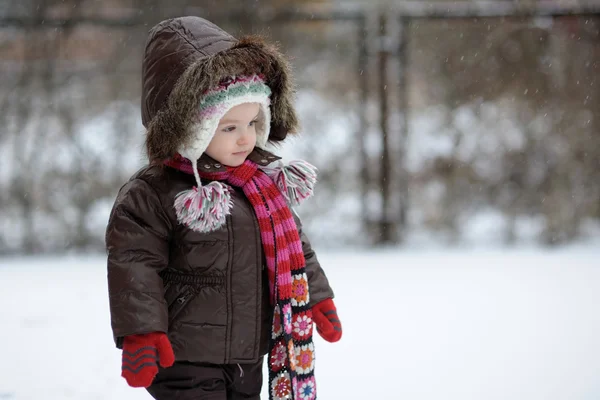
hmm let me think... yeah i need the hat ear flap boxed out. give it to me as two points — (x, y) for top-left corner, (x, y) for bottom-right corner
(254, 101), (271, 149)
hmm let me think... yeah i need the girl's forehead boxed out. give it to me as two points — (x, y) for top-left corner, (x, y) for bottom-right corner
(220, 103), (261, 121)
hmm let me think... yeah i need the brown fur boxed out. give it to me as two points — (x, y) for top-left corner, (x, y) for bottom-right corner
(145, 35), (299, 162)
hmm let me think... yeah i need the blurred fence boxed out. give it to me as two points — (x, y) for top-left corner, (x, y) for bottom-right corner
(0, 1), (599, 254)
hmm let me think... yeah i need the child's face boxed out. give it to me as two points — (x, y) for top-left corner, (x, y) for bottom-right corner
(205, 103), (260, 167)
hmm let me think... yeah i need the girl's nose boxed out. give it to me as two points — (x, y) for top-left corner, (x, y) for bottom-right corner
(237, 128), (250, 145)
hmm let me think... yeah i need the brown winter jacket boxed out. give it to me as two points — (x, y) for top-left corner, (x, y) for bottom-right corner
(105, 16), (334, 365)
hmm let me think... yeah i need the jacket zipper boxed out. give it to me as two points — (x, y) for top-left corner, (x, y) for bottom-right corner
(225, 214), (234, 363)
(253, 204), (263, 361)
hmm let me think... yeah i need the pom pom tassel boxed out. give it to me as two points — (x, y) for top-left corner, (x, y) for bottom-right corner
(262, 160), (317, 206)
(173, 181), (232, 233)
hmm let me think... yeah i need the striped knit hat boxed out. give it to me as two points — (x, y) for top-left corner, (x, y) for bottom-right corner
(170, 74), (274, 233)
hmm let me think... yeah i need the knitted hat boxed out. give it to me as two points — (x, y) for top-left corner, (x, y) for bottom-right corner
(179, 74), (272, 174)
(171, 74), (273, 232)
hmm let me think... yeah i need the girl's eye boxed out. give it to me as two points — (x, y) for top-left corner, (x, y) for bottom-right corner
(222, 126), (236, 132)
(249, 120), (258, 127)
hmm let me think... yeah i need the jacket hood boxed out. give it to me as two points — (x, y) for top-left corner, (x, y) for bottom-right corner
(141, 16), (299, 161)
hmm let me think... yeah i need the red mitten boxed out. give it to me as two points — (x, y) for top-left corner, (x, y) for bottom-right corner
(312, 298), (342, 342)
(121, 332), (175, 388)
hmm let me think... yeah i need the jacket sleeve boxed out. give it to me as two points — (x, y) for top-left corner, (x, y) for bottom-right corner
(105, 178), (172, 348)
(293, 211), (334, 307)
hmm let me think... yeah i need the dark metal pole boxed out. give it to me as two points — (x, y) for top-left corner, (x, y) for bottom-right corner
(357, 14), (370, 241)
(378, 12), (393, 244)
(397, 17), (410, 241)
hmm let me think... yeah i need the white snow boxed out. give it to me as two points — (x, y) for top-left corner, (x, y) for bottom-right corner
(1, 248), (599, 400)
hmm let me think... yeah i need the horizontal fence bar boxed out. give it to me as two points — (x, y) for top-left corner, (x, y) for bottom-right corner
(1, 1), (599, 29)
(390, 1), (600, 18)
(0, 8), (364, 29)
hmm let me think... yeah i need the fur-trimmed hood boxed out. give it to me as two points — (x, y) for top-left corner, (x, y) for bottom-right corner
(141, 16), (299, 161)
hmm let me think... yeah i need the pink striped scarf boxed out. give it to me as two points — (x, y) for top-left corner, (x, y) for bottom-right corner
(165, 156), (317, 400)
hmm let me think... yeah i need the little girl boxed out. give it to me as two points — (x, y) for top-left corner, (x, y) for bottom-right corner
(106, 15), (342, 400)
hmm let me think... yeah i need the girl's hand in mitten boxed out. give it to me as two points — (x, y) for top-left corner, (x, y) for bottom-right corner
(121, 332), (175, 387)
(312, 298), (342, 342)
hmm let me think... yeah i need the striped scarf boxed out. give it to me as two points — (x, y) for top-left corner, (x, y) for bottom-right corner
(165, 157), (317, 400)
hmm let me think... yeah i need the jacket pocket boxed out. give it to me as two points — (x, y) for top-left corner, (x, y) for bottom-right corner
(167, 286), (196, 326)
(169, 322), (227, 364)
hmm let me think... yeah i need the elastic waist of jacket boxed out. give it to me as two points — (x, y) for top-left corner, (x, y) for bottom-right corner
(159, 270), (225, 286)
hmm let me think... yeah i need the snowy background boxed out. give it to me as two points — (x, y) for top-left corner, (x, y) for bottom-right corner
(2, 245), (600, 400)
(2, 6), (600, 253)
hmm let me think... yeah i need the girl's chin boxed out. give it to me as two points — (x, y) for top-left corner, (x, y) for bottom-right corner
(223, 158), (246, 167)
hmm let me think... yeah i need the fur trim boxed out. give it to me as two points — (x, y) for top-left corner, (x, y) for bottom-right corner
(146, 35), (298, 162)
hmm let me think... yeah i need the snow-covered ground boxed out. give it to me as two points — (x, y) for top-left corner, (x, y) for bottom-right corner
(1, 247), (599, 400)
